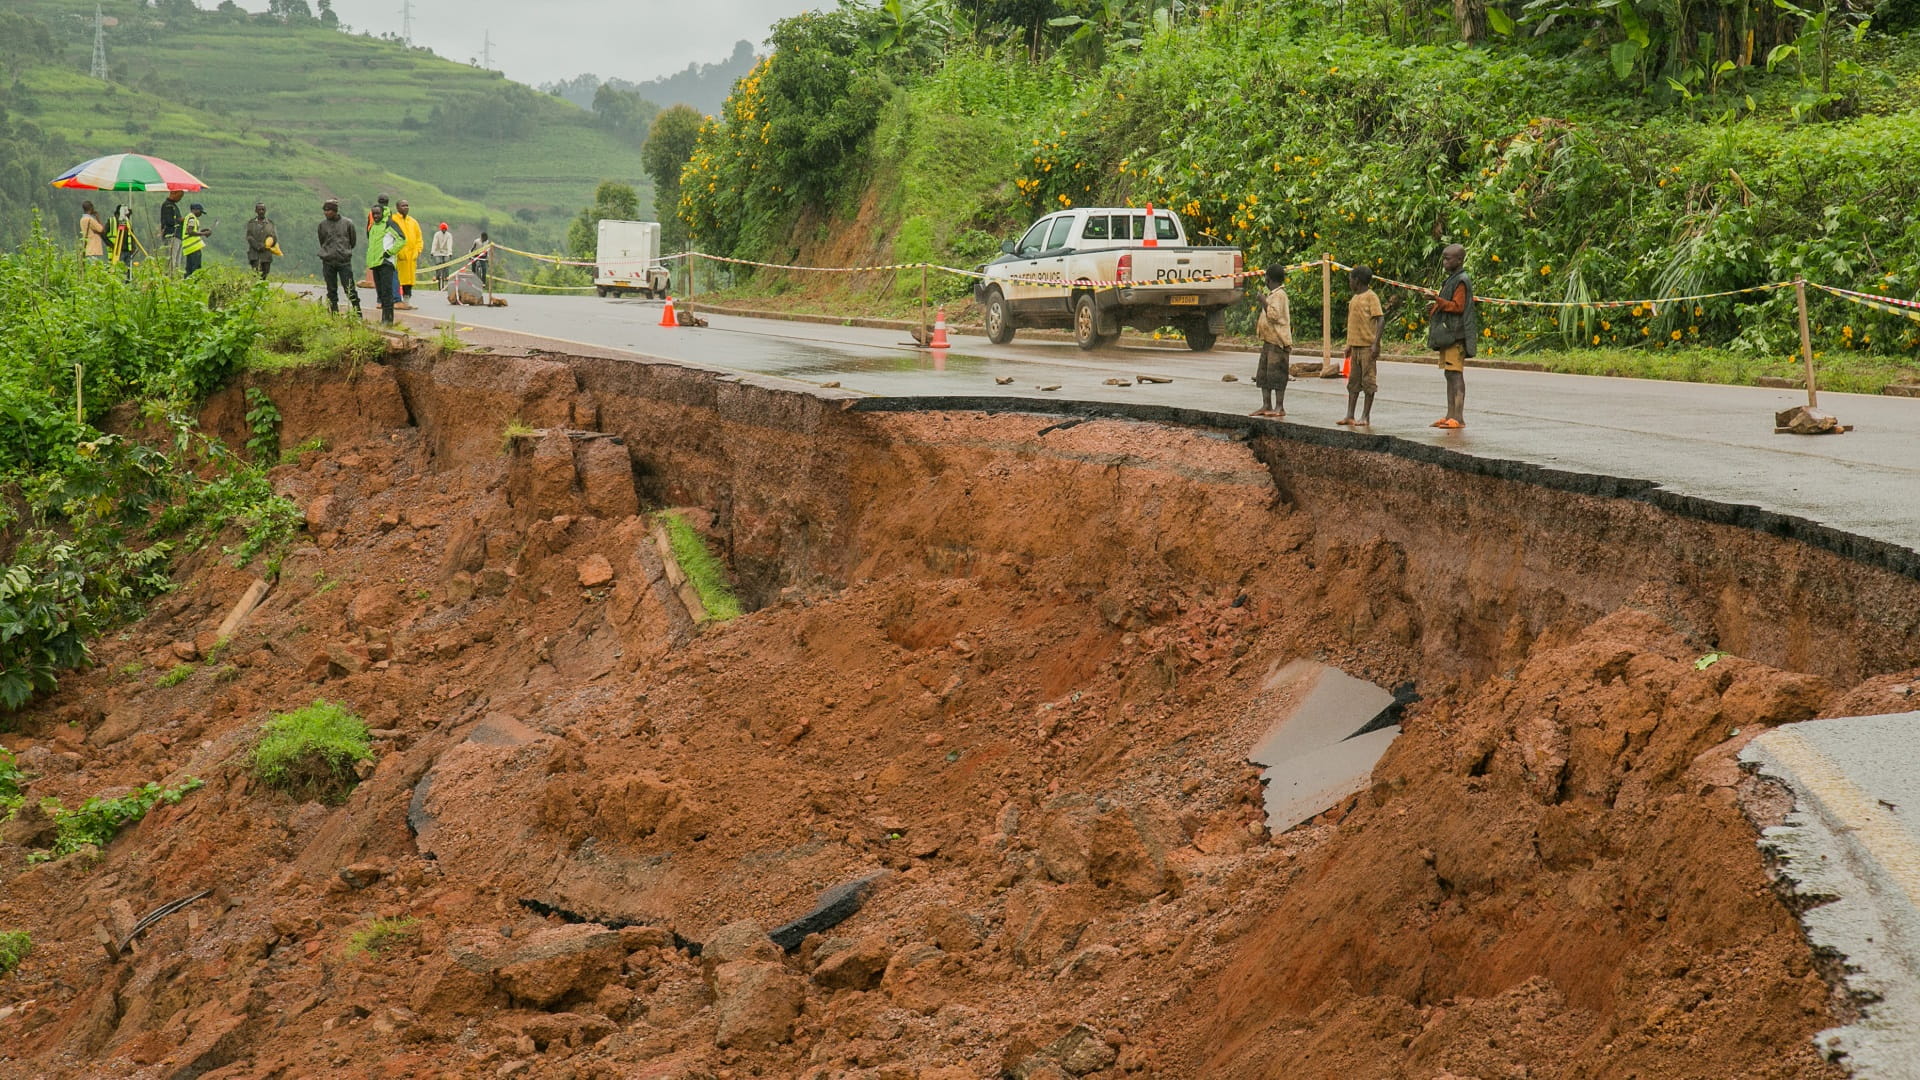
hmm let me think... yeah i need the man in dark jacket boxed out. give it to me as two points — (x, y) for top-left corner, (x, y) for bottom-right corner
(316, 199), (360, 315)
(245, 203), (277, 280)
(159, 190), (185, 272)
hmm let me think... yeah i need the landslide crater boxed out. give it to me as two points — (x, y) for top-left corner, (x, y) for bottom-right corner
(3, 344), (1916, 1080)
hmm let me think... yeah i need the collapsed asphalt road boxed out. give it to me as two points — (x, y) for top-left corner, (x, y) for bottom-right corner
(335, 289), (1920, 560)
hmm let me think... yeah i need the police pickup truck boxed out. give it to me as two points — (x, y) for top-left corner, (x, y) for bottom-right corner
(974, 206), (1244, 351)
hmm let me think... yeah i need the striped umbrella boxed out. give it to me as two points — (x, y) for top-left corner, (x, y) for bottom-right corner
(50, 153), (206, 192)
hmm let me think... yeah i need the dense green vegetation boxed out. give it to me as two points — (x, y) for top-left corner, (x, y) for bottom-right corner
(0, 227), (372, 713)
(249, 699), (374, 802)
(679, 0), (1920, 379)
(0, 748), (26, 820)
(29, 776), (203, 863)
(2, 0), (653, 258)
(0, 930), (29, 978)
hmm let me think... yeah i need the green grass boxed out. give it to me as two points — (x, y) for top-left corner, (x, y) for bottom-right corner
(658, 511), (742, 622)
(345, 916), (418, 958)
(251, 288), (385, 373)
(250, 700), (373, 802)
(1463, 345), (1917, 395)
(431, 320), (466, 353)
(12, 0), (654, 255)
(29, 778), (204, 863)
(500, 418), (538, 452)
(1, 749), (26, 821)
(0, 931), (30, 978)
(156, 663), (196, 688)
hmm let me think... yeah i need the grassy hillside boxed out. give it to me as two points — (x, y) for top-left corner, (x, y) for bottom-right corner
(15, 65), (495, 267)
(8, 0), (650, 258)
(678, 2), (1920, 386)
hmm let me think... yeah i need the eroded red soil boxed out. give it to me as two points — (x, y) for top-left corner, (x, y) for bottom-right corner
(4, 347), (1917, 1080)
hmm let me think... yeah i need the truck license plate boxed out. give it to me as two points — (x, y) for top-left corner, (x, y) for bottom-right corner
(1170, 294), (1199, 305)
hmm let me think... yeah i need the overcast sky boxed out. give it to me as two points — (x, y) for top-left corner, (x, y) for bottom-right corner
(307, 0), (817, 85)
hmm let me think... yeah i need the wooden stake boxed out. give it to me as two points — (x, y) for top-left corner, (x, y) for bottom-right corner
(75, 362), (83, 425)
(920, 263), (929, 345)
(1321, 253), (1333, 373)
(1795, 279), (1818, 409)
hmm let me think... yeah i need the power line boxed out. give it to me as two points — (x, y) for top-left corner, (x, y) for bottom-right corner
(90, 3), (109, 82)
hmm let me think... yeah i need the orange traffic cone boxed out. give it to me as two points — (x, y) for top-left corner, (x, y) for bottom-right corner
(1340, 350), (1351, 378)
(1143, 203), (1158, 248)
(929, 306), (950, 350)
(659, 295), (677, 328)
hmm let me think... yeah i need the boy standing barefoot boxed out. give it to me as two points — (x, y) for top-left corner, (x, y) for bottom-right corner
(1253, 265), (1293, 417)
(1426, 244), (1477, 429)
(1337, 265), (1384, 427)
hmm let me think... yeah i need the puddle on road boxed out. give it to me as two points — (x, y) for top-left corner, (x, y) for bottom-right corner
(746, 345), (1002, 379)
(1251, 661), (1414, 833)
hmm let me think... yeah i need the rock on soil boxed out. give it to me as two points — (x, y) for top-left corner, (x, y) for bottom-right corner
(711, 960), (803, 1049)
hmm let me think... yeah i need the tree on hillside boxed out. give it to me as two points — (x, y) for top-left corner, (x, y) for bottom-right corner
(0, 13), (55, 84)
(958, 0), (1061, 58)
(0, 115), (75, 247)
(759, 8), (893, 206)
(428, 83), (540, 139)
(629, 40), (759, 116)
(541, 73), (602, 110)
(642, 104), (702, 250)
(318, 0), (339, 29)
(565, 181), (643, 261)
(267, 0), (316, 23)
(591, 83), (658, 144)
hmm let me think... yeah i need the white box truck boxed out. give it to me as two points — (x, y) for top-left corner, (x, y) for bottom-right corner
(594, 219), (672, 298)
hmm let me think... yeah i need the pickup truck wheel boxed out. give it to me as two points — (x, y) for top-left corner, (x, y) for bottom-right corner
(984, 288), (1016, 345)
(1183, 319), (1218, 352)
(596, 286), (608, 298)
(1072, 294), (1107, 351)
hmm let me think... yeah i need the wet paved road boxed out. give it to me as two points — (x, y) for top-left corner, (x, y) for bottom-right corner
(1744, 711), (1920, 1078)
(317, 289), (1920, 558)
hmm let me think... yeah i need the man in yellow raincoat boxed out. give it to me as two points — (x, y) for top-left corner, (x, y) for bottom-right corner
(394, 198), (425, 308)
